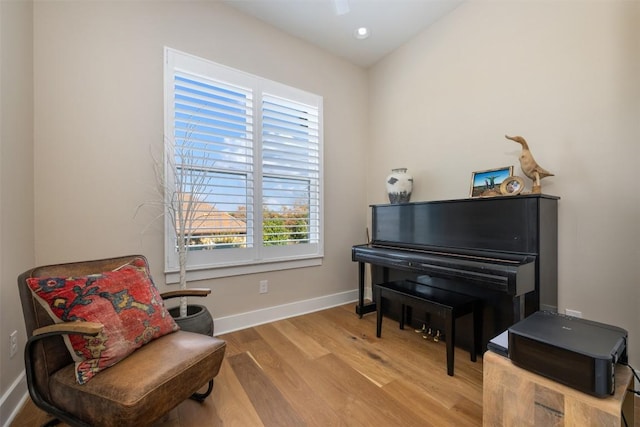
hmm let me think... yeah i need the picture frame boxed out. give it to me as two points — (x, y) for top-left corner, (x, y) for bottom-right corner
(469, 166), (514, 198)
(500, 176), (525, 196)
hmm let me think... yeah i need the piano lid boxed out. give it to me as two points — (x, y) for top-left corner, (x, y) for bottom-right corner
(371, 195), (556, 254)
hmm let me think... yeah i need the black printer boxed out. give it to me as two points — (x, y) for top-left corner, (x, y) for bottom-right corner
(507, 311), (627, 397)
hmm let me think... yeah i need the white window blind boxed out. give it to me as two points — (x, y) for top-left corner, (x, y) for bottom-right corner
(262, 94), (320, 247)
(164, 48), (323, 279)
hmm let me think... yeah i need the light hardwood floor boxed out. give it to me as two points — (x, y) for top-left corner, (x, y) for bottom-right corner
(9, 303), (640, 426)
(11, 303), (483, 426)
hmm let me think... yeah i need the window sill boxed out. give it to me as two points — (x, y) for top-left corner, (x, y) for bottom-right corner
(165, 256), (323, 284)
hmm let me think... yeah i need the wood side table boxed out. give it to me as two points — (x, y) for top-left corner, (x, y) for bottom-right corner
(483, 350), (634, 426)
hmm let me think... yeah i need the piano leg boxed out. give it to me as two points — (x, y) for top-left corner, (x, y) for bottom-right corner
(357, 261), (365, 318)
(355, 261), (376, 317)
(513, 295), (526, 321)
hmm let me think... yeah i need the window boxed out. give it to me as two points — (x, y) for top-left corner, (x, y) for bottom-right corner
(164, 48), (323, 281)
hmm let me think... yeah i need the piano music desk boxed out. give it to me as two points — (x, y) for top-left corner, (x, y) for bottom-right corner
(374, 279), (481, 376)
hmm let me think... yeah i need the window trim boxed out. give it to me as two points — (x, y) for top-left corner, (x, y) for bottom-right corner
(163, 47), (324, 282)
(165, 256), (323, 284)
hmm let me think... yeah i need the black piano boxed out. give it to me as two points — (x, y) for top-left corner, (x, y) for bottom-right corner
(352, 194), (558, 351)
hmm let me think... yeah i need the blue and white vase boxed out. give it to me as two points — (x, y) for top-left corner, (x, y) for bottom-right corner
(386, 168), (413, 204)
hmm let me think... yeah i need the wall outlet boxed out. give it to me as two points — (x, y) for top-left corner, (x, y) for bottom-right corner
(565, 309), (582, 318)
(9, 330), (18, 358)
(259, 280), (268, 294)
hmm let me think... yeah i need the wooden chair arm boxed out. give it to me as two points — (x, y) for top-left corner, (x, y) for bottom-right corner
(25, 321), (103, 427)
(160, 288), (211, 300)
(33, 322), (103, 338)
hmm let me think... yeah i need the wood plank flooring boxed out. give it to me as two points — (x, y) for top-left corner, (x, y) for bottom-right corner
(10, 302), (639, 426)
(10, 303), (482, 426)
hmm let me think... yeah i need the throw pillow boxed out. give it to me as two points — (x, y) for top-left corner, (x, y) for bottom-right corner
(27, 262), (179, 384)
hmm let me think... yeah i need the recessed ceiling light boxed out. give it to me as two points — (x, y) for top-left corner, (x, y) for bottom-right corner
(354, 27), (370, 40)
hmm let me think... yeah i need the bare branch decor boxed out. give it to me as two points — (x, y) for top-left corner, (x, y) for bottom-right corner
(137, 123), (216, 318)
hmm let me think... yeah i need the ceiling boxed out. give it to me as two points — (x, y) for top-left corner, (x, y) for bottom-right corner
(221, 0), (464, 68)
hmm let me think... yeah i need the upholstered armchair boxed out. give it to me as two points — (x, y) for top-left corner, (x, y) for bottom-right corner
(17, 255), (226, 427)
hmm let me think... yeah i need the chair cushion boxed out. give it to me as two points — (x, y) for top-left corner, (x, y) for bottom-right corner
(27, 259), (179, 384)
(49, 331), (226, 426)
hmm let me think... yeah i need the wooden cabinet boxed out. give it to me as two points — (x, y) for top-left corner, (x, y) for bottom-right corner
(483, 350), (634, 426)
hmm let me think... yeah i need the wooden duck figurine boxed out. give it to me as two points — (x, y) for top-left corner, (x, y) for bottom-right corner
(505, 134), (554, 193)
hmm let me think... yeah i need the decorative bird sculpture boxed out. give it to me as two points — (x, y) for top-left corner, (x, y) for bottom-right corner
(505, 134), (554, 194)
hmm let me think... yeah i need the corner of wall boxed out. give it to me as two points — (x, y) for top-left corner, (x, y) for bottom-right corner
(0, 372), (27, 427)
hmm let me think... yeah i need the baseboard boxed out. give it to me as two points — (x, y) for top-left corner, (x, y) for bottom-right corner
(214, 289), (358, 336)
(0, 371), (28, 427)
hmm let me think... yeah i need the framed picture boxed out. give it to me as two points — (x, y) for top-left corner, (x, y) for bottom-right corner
(469, 166), (513, 198)
(500, 176), (525, 196)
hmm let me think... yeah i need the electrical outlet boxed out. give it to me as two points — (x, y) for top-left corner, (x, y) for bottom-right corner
(259, 280), (268, 294)
(565, 309), (582, 318)
(9, 331), (18, 358)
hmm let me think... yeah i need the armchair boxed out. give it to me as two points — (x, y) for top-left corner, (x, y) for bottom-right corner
(18, 255), (226, 427)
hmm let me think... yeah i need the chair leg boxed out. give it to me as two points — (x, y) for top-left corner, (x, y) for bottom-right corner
(190, 379), (214, 402)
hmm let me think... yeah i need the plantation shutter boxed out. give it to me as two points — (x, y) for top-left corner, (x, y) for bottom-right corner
(172, 70), (254, 249)
(261, 94), (320, 247)
(165, 47), (323, 278)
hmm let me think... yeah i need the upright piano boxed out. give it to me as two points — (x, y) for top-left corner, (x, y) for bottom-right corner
(352, 194), (558, 351)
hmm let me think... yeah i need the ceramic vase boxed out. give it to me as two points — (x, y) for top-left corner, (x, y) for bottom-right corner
(386, 168), (413, 204)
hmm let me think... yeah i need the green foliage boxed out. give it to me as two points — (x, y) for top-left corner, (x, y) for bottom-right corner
(263, 203), (310, 246)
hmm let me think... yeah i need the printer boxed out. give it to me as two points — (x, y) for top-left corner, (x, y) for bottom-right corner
(507, 311), (627, 397)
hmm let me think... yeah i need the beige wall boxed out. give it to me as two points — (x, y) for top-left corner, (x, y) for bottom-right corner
(2, 2), (368, 420)
(0, 0), (35, 419)
(32, 1), (368, 320)
(3, 0), (639, 422)
(369, 1), (640, 364)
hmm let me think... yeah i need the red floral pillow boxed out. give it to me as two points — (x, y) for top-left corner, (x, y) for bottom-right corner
(27, 261), (179, 384)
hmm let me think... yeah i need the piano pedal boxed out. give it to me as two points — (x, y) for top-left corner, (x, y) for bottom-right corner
(415, 324), (427, 334)
(433, 330), (441, 343)
(422, 327), (433, 340)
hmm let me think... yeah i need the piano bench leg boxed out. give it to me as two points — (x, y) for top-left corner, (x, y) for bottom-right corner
(445, 310), (455, 376)
(470, 301), (479, 363)
(376, 298), (383, 338)
(375, 281), (481, 377)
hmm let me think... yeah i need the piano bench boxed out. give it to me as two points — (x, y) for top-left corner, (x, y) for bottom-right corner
(373, 280), (481, 376)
